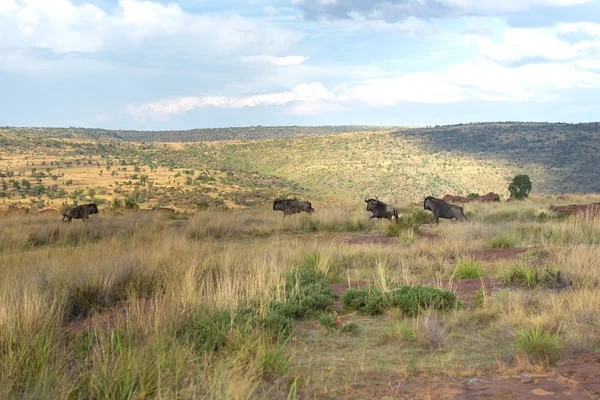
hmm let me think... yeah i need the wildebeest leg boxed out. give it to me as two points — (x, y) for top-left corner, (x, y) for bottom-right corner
(369, 215), (376, 219)
(435, 215), (440, 224)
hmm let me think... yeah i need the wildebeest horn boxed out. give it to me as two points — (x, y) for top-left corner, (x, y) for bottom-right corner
(365, 197), (368, 202)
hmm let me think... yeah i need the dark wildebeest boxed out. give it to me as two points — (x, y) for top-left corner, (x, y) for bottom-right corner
(424, 196), (468, 224)
(62, 203), (99, 223)
(365, 198), (399, 223)
(273, 199), (315, 218)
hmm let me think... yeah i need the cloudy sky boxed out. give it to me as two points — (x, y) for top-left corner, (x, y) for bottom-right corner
(1, 0), (600, 129)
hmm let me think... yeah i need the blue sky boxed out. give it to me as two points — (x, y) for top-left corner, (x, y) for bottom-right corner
(1, 0), (600, 129)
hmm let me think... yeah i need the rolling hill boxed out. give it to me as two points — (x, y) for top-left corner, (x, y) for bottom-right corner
(1, 122), (598, 210)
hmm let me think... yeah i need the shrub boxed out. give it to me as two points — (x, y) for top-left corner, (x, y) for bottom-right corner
(388, 286), (459, 317)
(467, 193), (479, 200)
(508, 174), (532, 200)
(271, 264), (335, 319)
(502, 265), (570, 289)
(490, 236), (514, 249)
(474, 287), (486, 308)
(319, 313), (359, 334)
(342, 285), (460, 316)
(177, 312), (229, 353)
(501, 265), (539, 288)
(515, 326), (563, 365)
(388, 210), (431, 237)
(454, 260), (484, 279)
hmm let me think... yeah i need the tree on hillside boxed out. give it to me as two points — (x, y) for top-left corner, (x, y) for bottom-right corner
(508, 174), (532, 200)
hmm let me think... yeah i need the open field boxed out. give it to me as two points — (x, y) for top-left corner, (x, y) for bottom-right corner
(2, 195), (600, 398)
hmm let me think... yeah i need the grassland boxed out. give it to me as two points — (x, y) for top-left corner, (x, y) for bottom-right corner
(1, 195), (600, 398)
(0, 125), (563, 212)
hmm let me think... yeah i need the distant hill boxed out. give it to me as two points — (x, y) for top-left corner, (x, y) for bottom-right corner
(1, 122), (599, 209)
(2, 126), (399, 142)
(394, 122), (600, 194)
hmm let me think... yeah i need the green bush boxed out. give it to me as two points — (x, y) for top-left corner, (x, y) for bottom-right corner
(271, 264), (335, 319)
(454, 260), (484, 279)
(177, 311), (230, 353)
(501, 265), (539, 288)
(342, 285), (460, 316)
(467, 193), (479, 199)
(490, 236), (514, 249)
(515, 326), (563, 365)
(508, 174), (532, 200)
(388, 210), (431, 237)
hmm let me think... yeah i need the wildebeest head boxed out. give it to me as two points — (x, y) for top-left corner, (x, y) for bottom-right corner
(90, 203), (99, 214)
(273, 199), (285, 211)
(423, 196), (435, 211)
(365, 197), (379, 212)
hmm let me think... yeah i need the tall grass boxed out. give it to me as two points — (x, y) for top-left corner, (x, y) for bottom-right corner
(1, 196), (600, 397)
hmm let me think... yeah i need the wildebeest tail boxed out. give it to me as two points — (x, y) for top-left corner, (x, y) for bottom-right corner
(394, 207), (399, 223)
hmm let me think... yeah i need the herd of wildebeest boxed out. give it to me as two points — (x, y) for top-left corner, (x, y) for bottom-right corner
(0, 191), (504, 224)
(272, 196), (468, 224)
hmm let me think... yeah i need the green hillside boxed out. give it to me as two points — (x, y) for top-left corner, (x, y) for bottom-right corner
(1, 122), (599, 210)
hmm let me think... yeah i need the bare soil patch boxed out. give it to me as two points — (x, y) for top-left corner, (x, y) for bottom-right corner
(456, 352), (600, 399)
(419, 278), (502, 306)
(472, 248), (528, 262)
(65, 300), (156, 336)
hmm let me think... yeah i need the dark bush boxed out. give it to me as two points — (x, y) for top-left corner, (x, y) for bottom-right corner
(342, 285), (460, 316)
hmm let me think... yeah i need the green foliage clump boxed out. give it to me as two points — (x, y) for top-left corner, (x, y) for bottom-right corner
(454, 260), (485, 279)
(387, 210), (431, 237)
(177, 311), (230, 353)
(508, 174), (532, 200)
(124, 197), (138, 210)
(515, 326), (563, 365)
(501, 265), (569, 289)
(342, 285), (460, 316)
(490, 236), (514, 249)
(319, 314), (359, 334)
(474, 287), (486, 308)
(271, 263), (335, 320)
(467, 193), (480, 199)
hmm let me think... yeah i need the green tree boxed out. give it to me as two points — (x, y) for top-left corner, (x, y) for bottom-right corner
(508, 174), (532, 200)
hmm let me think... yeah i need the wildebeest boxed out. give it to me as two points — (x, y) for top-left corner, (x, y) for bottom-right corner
(62, 203), (99, 223)
(273, 199), (315, 218)
(365, 198), (399, 223)
(423, 196), (468, 224)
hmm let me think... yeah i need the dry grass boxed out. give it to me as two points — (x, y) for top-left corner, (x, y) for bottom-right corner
(1, 196), (600, 398)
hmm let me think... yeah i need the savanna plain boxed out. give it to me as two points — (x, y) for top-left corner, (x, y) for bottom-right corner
(1, 124), (600, 399)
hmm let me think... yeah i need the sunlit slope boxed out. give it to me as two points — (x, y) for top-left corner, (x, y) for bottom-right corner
(196, 131), (547, 201)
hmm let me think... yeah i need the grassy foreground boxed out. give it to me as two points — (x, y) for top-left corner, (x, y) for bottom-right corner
(1, 195), (600, 399)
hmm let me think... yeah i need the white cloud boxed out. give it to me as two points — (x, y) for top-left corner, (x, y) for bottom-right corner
(241, 55), (309, 66)
(125, 82), (334, 121)
(472, 22), (600, 63)
(296, 0), (594, 22)
(264, 6), (277, 15)
(0, 0), (301, 56)
(125, 58), (600, 121)
(430, 50), (453, 56)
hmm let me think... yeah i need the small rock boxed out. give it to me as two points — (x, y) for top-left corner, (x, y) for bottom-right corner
(467, 378), (490, 386)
